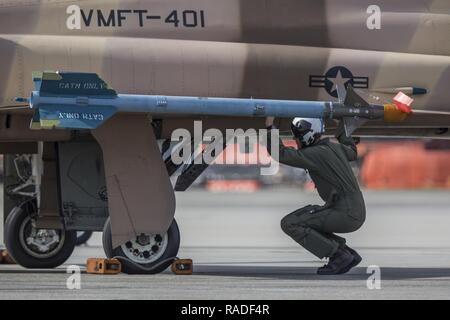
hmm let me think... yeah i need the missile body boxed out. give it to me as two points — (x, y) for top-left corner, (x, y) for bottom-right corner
(24, 72), (408, 130)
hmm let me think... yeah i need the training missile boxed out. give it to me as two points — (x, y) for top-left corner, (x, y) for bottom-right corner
(19, 71), (412, 133)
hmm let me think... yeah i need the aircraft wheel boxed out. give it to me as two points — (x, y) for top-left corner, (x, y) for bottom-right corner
(76, 231), (93, 246)
(102, 217), (180, 274)
(4, 200), (77, 268)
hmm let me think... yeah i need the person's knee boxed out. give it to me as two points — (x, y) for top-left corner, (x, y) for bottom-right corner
(280, 215), (301, 234)
(281, 207), (313, 234)
(280, 215), (307, 238)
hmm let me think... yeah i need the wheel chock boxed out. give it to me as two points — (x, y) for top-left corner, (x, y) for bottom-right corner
(171, 259), (193, 275)
(86, 258), (121, 274)
(0, 250), (16, 264)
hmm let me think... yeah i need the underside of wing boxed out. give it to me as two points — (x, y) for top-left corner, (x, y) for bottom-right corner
(0, 104), (30, 113)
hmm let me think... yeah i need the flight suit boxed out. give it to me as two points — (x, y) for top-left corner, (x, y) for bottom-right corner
(267, 126), (366, 259)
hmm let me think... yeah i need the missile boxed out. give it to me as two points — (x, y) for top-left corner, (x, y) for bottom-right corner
(19, 71), (412, 135)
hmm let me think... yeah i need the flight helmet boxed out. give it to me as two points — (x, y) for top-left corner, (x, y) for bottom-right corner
(291, 117), (325, 147)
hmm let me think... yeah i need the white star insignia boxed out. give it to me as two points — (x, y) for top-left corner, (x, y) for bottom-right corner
(329, 70), (351, 95)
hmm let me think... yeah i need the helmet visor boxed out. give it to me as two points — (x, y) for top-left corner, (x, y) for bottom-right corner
(291, 120), (312, 138)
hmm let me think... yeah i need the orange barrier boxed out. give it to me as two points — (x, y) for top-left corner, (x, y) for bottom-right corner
(361, 142), (450, 189)
(207, 180), (260, 193)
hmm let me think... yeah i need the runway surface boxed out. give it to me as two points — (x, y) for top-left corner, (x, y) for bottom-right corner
(1, 188), (450, 300)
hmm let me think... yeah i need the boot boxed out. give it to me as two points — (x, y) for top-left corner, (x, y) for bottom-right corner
(338, 245), (362, 274)
(317, 247), (354, 275)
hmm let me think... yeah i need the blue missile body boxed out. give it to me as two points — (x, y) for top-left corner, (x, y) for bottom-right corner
(24, 71), (388, 130)
(30, 92), (328, 129)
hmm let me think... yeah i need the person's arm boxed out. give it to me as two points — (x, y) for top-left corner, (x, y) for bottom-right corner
(335, 121), (358, 161)
(265, 117), (316, 170)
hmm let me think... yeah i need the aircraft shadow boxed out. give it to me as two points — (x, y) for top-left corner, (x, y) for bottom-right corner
(0, 263), (104, 274)
(1, 264), (449, 281)
(190, 265), (450, 281)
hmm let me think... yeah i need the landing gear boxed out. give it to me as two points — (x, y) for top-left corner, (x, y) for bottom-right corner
(102, 218), (180, 274)
(4, 200), (77, 268)
(76, 231), (93, 246)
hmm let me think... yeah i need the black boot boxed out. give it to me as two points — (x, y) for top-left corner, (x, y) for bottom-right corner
(317, 247), (354, 275)
(338, 245), (362, 274)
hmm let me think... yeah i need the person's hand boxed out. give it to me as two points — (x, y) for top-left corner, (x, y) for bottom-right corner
(265, 117), (275, 127)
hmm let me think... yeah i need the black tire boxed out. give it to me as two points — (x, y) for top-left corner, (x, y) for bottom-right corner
(76, 231), (93, 246)
(102, 217), (180, 274)
(4, 200), (77, 269)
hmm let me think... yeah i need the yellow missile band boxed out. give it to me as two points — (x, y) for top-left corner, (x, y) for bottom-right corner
(41, 71), (62, 81)
(30, 121), (42, 130)
(40, 119), (60, 129)
(384, 104), (410, 122)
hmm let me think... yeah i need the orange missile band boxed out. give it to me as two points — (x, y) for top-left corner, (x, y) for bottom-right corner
(383, 92), (414, 123)
(383, 103), (411, 122)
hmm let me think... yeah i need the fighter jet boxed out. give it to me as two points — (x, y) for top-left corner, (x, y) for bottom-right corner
(0, 0), (449, 273)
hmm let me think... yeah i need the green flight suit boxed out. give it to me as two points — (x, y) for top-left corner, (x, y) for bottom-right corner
(267, 125), (366, 259)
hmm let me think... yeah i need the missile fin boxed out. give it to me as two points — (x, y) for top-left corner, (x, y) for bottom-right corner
(342, 86), (370, 136)
(30, 109), (42, 130)
(344, 86), (370, 108)
(35, 104), (117, 129)
(343, 117), (367, 137)
(336, 84), (347, 103)
(36, 71), (117, 98)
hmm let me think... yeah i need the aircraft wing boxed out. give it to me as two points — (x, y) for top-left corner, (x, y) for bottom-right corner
(0, 105), (30, 113)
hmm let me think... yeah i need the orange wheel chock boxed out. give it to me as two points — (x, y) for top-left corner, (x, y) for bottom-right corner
(171, 259), (193, 275)
(86, 258), (121, 274)
(0, 250), (16, 264)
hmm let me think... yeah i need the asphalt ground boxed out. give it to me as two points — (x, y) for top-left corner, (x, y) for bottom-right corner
(1, 188), (450, 300)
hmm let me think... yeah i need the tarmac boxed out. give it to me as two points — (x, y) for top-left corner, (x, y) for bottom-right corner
(1, 188), (450, 300)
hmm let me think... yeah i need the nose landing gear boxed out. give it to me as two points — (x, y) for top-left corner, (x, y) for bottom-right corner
(4, 200), (77, 268)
